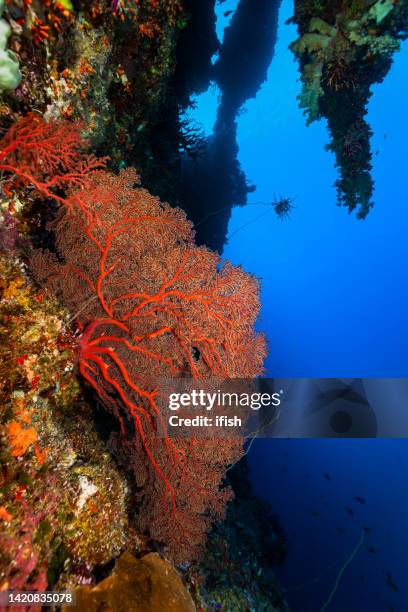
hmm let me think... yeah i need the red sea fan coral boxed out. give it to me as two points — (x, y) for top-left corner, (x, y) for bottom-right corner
(0, 113), (106, 206)
(0, 115), (266, 562)
(32, 168), (266, 562)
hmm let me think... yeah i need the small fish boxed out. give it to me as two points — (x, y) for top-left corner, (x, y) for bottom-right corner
(345, 506), (354, 516)
(312, 511), (320, 517)
(354, 496), (365, 504)
(366, 546), (376, 554)
(323, 472), (331, 480)
(386, 575), (398, 592)
(363, 527), (372, 534)
(336, 527), (345, 534)
(359, 575), (366, 583)
(224, 10), (233, 17)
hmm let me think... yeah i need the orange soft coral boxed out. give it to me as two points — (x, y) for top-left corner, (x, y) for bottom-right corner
(7, 421), (38, 457)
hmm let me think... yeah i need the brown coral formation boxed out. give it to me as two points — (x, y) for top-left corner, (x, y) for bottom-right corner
(73, 552), (195, 612)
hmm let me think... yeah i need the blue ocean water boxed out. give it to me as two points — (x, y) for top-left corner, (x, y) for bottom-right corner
(193, 1), (408, 610)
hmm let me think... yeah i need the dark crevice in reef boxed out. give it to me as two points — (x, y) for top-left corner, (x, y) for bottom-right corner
(173, 0), (282, 252)
(192, 456), (289, 609)
(172, 0), (220, 101)
(179, 122), (254, 252)
(214, 0), (282, 119)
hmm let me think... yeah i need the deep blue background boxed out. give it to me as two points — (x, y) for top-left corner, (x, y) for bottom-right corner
(192, 1), (408, 610)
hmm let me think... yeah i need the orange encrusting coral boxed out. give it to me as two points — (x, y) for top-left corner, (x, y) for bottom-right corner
(0, 507), (12, 522)
(6, 421), (37, 457)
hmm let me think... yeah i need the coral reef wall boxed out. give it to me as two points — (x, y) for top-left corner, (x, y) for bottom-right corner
(0, 2), (290, 609)
(1, 0), (186, 189)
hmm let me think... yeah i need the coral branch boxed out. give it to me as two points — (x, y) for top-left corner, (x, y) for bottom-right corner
(0, 114), (107, 210)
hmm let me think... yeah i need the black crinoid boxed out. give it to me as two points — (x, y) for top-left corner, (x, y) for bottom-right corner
(272, 195), (295, 220)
